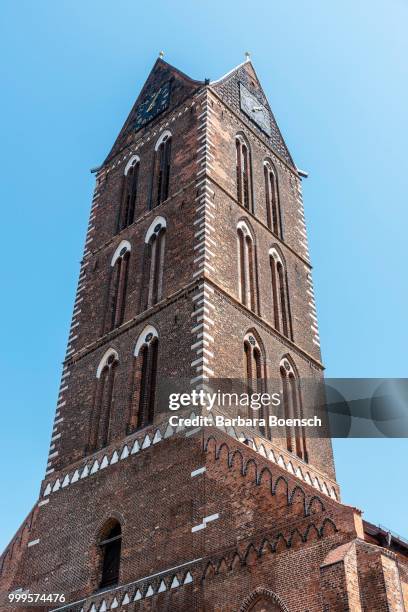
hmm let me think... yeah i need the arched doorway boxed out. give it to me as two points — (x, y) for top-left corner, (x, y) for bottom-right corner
(240, 588), (290, 612)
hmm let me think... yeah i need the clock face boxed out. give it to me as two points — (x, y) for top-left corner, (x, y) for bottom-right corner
(134, 81), (172, 131)
(239, 83), (272, 137)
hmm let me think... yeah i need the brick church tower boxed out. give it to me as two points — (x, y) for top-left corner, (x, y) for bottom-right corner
(1, 57), (407, 611)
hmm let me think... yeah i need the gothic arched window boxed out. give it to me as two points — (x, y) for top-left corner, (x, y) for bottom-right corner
(264, 160), (281, 236)
(237, 221), (257, 312)
(128, 325), (159, 432)
(236, 134), (253, 212)
(269, 248), (292, 340)
(118, 155), (140, 231)
(243, 332), (268, 438)
(99, 520), (122, 589)
(152, 131), (172, 208)
(141, 217), (167, 311)
(280, 356), (307, 461)
(89, 349), (119, 451)
(106, 241), (131, 332)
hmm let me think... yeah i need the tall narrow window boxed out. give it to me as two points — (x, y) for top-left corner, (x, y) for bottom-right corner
(128, 326), (159, 432)
(244, 333), (268, 438)
(269, 248), (292, 339)
(89, 349), (119, 451)
(236, 135), (252, 211)
(106, 241), (131, 332)
(237, 221), (257, 312)
(118, 156), (140, 231)
(141, 217), (167, 311)
(152, 131), (172, 208)
(280, 357), (307, 461)
(264, 160), (281, 236)
(99, 521), (122, 589)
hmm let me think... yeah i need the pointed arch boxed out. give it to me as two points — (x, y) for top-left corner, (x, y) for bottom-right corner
(274, 533), (289, 553)
(280, 355), (307, 461)
(244, 543), (258, 565)
(289, 528), (304, 548)
(151, 130), (172, 208)
(237, 220), (258, 312)
(320, 517), (337, 536)
(96, 348), (119, 379)
(264, 159), (282, 236)
(236, 133), (253, 212)
(105, 241), (131, 332)
(273, 475), (289, 499)
(304, 523), (320, 542)
(118, 156), (140, 231)
(289, 486), (307, 517)
(307, 495), (325, 515)
(259, 537), (274, 556)
(124, 154), (140, 175)
(111, 240), (131, 267)
(239, 587), (290, 612)
(243, 330), (268, 437)
(89, 349), (119, 451)
(154, 130), (172, 151)
(257, 466), (273, 490)
(141, 217), (167, 311)
(127, 325), (159, 432)
(269, 247), (292, 339)
(144, 215), (167, 243)
(229, 449), (245, 474)
(203, 434), (218, 456)
(216, 441), (231, 463)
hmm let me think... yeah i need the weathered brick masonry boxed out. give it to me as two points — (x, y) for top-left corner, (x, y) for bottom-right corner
(1, 57), (407, 611)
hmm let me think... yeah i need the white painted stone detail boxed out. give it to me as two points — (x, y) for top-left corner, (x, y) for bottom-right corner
(184, 571), (193, 584)
(120, 445), (129, 460)
(191, 467), (206, 477)
(110, 451), (119, 464)
(171, 576), (180, 589)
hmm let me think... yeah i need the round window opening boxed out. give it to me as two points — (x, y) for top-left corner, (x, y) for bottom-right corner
(154, 224), (162, 233)
(145, 333), (153, 343)
(119, 247), (128, 257)
(248, 335), (256, 346)
(107, 354), (115, 365)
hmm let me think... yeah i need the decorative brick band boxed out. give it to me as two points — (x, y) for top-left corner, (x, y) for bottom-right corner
(42, 419), (338, 505)
(205, 428), (339, 501)
(51, 566), (194, 612)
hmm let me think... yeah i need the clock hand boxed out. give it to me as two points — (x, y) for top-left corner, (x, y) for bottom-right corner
(147, 91), (160, 112)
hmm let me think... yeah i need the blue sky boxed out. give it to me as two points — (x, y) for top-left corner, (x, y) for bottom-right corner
(0, 0), (407, 550)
